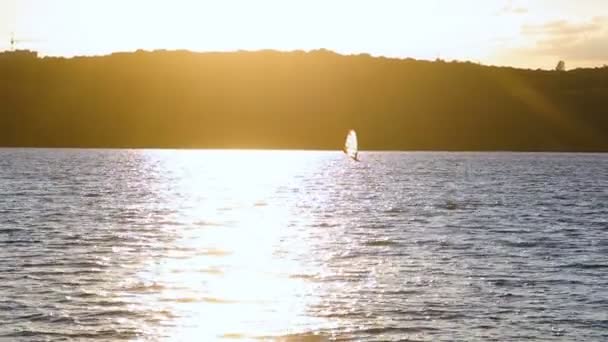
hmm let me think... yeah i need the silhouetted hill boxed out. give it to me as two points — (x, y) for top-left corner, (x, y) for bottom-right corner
(1, 49), (607, 151)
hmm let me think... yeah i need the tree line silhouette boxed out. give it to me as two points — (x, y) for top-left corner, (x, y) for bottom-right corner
(1, 49), (607, 151)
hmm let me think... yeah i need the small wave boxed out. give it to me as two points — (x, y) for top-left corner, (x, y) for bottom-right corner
(315, 309), (376, 319)
(475, 324), (495, 330)
(0, 228), (21, 233)
(444, 201), (460, 210)
(28, 269), (104, 277)
(71, 291), (99, 299)
(83, 193), (102, 198)
(2, 239), (42, 244)
(19, 262), (59, 268)
(496, 292), (523, 298)
(86, 300), (128, 307)
(362, 223), (393, 230)
(154, 220), (186, 227)
(199, 249), (232, 257)
(311, 222), (339, 228)
(81, 309), (141, 318)
(418, 309), (468, 320)
(354, 326), (438, 335)
(6, 191), (29, 197)
(123, 281), (165, 292)
(365, 289), (422, 296)
(561, 263), (608, 270)
(201, 297), (237, 304)
(66, 261), (110, 269)
(196, 267), (225, 275)
(289, 273), (319, 281)
(500, 240), (539, 248)
(48, 314), (81, 324)
(164, 296), (237, 304)
(194, 220), (227, 227)
(383, 207), (406, 214)
(408, 217), (430, 224)
(434, 200), (462, 210)
(272, 333), (329, 342)
(221, 332), (247, 339)
(490, 278), (515, 287)
(364, 240), (399, 247)
(1, 329), (138, 340)
(15, 312), (48, 322)
(149, 309), (177, 320)
(329, 252), (359, 260)
(413, 239), (438, 246)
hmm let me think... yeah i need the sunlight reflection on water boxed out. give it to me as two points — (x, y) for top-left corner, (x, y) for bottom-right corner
(133, 150), (336, 340)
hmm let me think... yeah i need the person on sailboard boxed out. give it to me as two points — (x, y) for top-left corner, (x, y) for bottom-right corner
(344, 129), (360, 161)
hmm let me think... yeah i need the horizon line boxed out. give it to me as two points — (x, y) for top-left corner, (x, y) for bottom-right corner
(0, 146), (607, 154)
(1, 47), (597, 72)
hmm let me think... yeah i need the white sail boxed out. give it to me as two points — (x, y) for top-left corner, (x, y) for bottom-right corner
(344, 129), (358, 160)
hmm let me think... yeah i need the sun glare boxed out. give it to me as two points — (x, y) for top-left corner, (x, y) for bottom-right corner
(124, 150), (334, 339)
(9, 0), (528, 65)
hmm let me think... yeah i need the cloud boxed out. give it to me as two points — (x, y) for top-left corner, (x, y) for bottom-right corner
(521, 17), (608, 63)
(535, 34), (608, 62)
(497, 0), (528, 16)
(500, 5), (528, 15)
(522, 17), (604, 36)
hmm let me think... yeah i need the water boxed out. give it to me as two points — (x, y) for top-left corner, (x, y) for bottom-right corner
(1, 149), (607, 341)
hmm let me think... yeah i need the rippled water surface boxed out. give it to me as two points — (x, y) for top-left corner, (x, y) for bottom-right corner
(1, 149), (607, 341)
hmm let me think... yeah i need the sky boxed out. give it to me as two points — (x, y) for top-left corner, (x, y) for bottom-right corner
(1, 0), (607, 69)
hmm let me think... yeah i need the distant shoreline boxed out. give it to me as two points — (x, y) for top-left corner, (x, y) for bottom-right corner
(2, 48), (606, 72)
(1, 146), (606, 154)
(2, 49), (607, 152)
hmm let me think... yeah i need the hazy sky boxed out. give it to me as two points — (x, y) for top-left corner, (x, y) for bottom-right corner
(1, 0), (607, 69)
